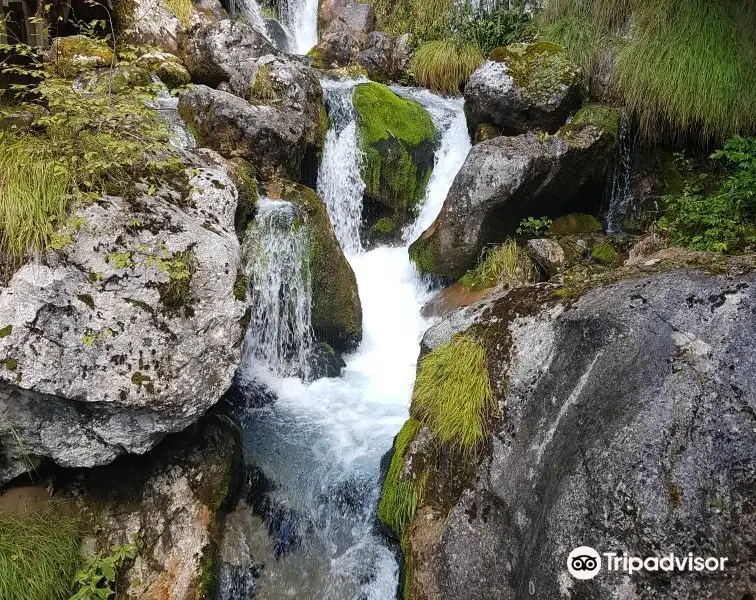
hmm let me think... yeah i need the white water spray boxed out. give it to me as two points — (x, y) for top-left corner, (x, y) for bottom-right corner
(604, 112), (633, 234)
(279, 0), (318, 54)
(223, 84), (471, 599)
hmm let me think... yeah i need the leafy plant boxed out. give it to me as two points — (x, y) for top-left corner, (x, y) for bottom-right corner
(411, 38), (484, 94)
(516, 216), (552, 236)
(70, 543), (135, 600)
(0, 503), (81, 600)
(459, 239), (537, 291)
(657, 136), (756, 252)
(457, 5), (531, 55)
(156, 250), (194, 308)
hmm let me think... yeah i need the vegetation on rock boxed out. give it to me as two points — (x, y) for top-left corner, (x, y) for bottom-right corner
(0, 503), (80, 600)
(411, 334), (495, 451)
(572, 104), (621, 137)
(550, 213), (603, 236)
(353, 83), (435, 215)
(542, 0), (756, 141)
(459, 239), (537, 291)
(591, 239), (619, 265)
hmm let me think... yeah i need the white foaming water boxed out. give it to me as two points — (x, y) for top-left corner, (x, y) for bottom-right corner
(280, 0), (318, 54)
(235, 0), (268, 34)
(242, 199), (314, 380)
(317, 79), (368, 255)
(223, 84), (469, 600)
(604, 112), (633, 234)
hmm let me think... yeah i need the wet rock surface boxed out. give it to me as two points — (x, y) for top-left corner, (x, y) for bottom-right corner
(404, 262), (756, 599)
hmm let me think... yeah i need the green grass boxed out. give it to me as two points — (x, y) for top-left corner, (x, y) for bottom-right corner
(459, 239), (537, 291)
(541, 0), (756, 141)
(370, 0), (457, 42)
(411, 334), (494, 452)
(0, 503), (81, 600)
(411, 38), (484, 95)
(377, 417), (423, 538)
(0, 135), (72, 262)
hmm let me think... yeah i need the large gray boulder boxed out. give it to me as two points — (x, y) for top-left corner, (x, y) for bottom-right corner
(0, 149), (246, 484)
(464, 41), (582, 136)
(389, 259), (756, 599)
(178, 83), (316, 181)
(314, 5), (376, 68)
(356, 31), (411, 83)
(409, 125), (614, 280)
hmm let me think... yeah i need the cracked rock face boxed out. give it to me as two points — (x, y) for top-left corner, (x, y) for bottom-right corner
(0, 149), (245, 484)
(409, 267), (756, 599)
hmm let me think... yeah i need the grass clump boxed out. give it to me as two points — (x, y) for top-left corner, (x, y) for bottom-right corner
(459, 239), (537, 291)
(541, 0), (756, 141)
(378, 417), (423, 538)
(250, 64), (279, 106)
(411, 38), (484, 95)
(411, 334), (495, 451)
(0, 503), (81, 600)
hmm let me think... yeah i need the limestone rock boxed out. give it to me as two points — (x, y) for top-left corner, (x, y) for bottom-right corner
(526, 238), (567, 278)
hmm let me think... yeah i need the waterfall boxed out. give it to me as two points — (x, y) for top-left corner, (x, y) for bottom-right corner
(221, 85), (471, 600)
(604, 112), (633, 234)
(279, 0), (318, 54)
(241, 199), (314, 380)
(234, 0), (268, 32)
(317, 79), (367, 256)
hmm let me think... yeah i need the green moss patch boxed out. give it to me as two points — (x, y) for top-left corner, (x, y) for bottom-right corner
(572, 104), (621, 137)
(411, 334), (495, 452)
(591, 240), (620, 265)
(0, 325), (12, 338)
(459, 239), (537, 291)
(550, 213), (603, 236)
(489, 41), (577, 103)
(353, 83), (436, 215)
(0, 503), (81, 600)
(49, 35), (114, 77)
(377, 418), (423, 538)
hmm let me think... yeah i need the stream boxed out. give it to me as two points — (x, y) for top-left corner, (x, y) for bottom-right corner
(218, 83), (470, 599)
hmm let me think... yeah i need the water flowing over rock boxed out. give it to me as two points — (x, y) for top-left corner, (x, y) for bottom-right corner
(390, 259), (756, 600)
(0, 149), (245, 483)
(410, 125), (614, 279)
(464, 42), (582, 136)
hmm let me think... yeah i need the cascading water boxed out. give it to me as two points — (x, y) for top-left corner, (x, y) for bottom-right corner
(278, 0), (318, 54)
(604, 112), (633, 234)
(317, 79), (368, 255)
(220, 83), (471, 599)
(241, 199), (314, 380)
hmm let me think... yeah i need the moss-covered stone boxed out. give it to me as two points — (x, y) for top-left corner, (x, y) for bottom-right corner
(47, 36), (114, 78)
(489, 41), (577, 104)
(276, 181), (363, 352)
(136, 52), (190, 89)
(591, 239), (620, 265)
(0, 325), (12, 338)
(474, 123), (499, 143)
(409, 233), (441, 274)
(368, 216), (398, 245)
(572, 104), (622, 138)
(550, 213), (603, 236)
(229, 157), (259, 232)
(353, 83), (436, 219)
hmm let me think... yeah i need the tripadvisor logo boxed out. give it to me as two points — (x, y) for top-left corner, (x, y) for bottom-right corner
(567, 546), (729, 580)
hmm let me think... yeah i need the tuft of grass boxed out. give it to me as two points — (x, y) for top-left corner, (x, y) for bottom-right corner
(250, 64), (279, 106)
(411, 334), (495, 452)
(370, 0), (457, 42)
(459, 239), (537, 291)
(0, 135), (72, 262)
(411, 38), (484, 95)
(378, 417), (423, 538)
(0, 503), (81, 600)
(541, 0), (756, 142)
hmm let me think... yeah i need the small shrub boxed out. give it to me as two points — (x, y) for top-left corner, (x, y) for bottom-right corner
(459, 239), (537, 291)
(70, 543), (135, 600)
(516, 216), (552, 237)
(377, 418), (423, 538)
(411, 334), (495, 452)
(156, 250), (194, 309)
(457, 5), (531, 55)
(0, 503), (81, 600)
(411, 38), (484, 95)
(657, 136), (756, 252)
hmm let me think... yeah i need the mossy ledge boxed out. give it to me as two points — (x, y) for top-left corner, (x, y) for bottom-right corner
(353, 83), (436, 218)
(572, 104), (622, 138)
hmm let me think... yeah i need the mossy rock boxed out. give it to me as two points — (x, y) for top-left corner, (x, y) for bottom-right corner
(572, 104), (622, 138)
(47, 36), (114, 78)
(489, 41), (578, 104)
(474, 123), (499, 143)
(550, 213), (603, 236)
(80, 65), (152, 94)
(136, 51), (190, 88)
(368, 216), (399, 245)
(591, 239), (620, 265)
(353, 83), (436, 219)
(277, 181), (363, 352)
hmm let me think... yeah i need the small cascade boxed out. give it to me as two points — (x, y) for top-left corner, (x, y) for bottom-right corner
(241, 199), (314, 380)
(234, 0), (268, 32)
(604, 112), (633, 234)
(152, 76), (196, 150)
(317, 79), (367, 255)
(279, 0), (318, 54)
